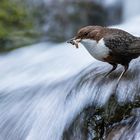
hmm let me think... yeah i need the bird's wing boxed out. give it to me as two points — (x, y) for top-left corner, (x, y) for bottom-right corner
(125, 40), (140, 55)
(104, 34), (136, 55)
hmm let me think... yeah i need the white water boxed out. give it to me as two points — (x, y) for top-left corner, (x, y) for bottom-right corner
(0, 43), (93, 90)
(0, 16), (140, 140)
(0, 42), (95, 140)
(123, 0), (140, 21)
(1, 0), (140, 138)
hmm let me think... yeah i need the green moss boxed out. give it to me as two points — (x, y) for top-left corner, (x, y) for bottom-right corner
(0, 0), (39, 52)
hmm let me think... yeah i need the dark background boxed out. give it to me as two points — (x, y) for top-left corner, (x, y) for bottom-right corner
(0, 0), (122, 52)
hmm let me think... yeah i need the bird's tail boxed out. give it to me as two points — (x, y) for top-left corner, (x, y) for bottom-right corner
(126, 40), (140, 54)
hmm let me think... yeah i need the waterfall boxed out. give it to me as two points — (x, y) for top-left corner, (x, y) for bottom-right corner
(0, 41), (140, 140)
(0, 42), (94, 140)
(123, 0), (140, 21)
(1, 7), (140, 140)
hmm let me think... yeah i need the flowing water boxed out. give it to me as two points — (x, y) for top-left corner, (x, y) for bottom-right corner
(0, 23), (140, 139)
(0, 43), (94, 140)
(123, 0), (140, 21)
(1, 1), (140, 139)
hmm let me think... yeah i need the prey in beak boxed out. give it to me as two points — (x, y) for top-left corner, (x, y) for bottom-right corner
(67, 38), (81, 48)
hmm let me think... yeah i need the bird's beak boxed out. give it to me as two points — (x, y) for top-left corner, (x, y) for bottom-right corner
(67, 37), (81, 48)
(67, 37), (76, 45)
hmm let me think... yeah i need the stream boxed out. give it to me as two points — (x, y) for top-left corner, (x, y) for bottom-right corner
(1, 0), (140, 139)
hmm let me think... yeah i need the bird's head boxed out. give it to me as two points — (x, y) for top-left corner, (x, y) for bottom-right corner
(67, 25), (103, 48)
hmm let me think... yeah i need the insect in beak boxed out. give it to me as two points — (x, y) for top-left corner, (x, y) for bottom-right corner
(67, 38), (81, 48)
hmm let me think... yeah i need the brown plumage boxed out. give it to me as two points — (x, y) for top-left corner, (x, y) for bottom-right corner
(67, 25), (140, 83)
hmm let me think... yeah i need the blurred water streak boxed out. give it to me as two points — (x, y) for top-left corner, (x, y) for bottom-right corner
(1, 0), (140, 139)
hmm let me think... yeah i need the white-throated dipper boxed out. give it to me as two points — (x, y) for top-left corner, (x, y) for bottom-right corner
(67, 25), (140, 82)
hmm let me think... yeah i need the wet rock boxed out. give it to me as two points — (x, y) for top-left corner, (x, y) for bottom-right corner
(62, 60), (140, 140)
(63, 96), (140, 140)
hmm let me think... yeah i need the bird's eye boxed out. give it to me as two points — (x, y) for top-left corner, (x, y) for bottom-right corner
(84, 32), (88, 36)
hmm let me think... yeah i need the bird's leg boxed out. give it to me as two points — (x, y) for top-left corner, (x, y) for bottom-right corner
(105, 63), (117, 77)
(117, 64), (129, 84)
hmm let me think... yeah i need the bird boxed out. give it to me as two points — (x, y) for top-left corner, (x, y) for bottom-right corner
(67, 25), (140, 83)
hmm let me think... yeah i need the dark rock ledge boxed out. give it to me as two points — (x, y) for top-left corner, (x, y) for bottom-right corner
(63, 58), (140, 140)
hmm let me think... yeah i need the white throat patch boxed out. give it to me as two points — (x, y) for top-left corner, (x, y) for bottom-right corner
(81, 38), (110, 61)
